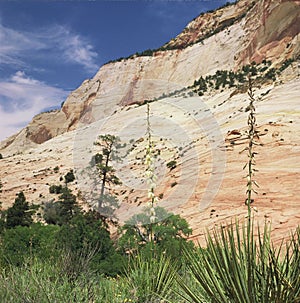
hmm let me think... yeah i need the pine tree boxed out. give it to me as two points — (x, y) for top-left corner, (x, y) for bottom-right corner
(6, 192), (33, 228)
(57, 187), (80, 224)
(93, 134), (122, 219)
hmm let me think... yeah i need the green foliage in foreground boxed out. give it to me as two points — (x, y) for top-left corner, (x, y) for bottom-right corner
(178, 221), (300, 303)
(0, 258), (132, 303)
(125, 252), (178, 302)
(0, 223), (59, 267)
(0, 220), (299, 302)
(1, 190), (299, 302)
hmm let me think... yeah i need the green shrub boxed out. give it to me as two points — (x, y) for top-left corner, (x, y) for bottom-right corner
(265, 68), (276, 81)
(49, 184), (63, 194)
(166, 160), (177, 171)
(0, 223), (60, 267)
(43, 200), (63, 224)
(0, 257), (127, 303)
(64, 169), (75, 183)
(56, 212), (124, 276)
(118, 206), (193, 261)
(279, 58), (294, 72)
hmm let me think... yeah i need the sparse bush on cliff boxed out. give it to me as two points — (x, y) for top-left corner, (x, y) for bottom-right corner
(265, 67), (276, 81)
(166, 160), (177, 171)
(64, 169), (75, 183)
(49, 184), (63, 194)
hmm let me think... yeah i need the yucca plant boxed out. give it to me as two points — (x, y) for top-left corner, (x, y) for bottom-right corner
(125, 252), (178, 302)
(176, 221), (300, 303)
(266, 226), (300, 302)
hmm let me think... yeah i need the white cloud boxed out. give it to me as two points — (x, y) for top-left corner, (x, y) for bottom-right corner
(56, 27), (98, 72)
(0, 71), (69, 141)
(0, 22), (99, 72)
(0, 22), (99, 141)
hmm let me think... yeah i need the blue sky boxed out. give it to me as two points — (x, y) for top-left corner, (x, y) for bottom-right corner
(0, 0), (233, 141)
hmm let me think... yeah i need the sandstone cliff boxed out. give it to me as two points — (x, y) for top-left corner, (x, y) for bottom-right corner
(0, 0), (299, 244)
(1, 0), (299, 153)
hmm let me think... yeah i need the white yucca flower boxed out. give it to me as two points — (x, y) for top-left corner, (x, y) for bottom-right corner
(144, 102), (160, 240)
(145, 170), (152, 178)
(150, 215), (156, 224)
(150, 207), (156, 215)
(148, 191), (155, 199)
(149, 180), (156, 189)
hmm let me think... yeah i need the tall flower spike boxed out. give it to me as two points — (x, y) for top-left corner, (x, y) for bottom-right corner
(145, 103), (158, 231)
(244, 76), (260, 217)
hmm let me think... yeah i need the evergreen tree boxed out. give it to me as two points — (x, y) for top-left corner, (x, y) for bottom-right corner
(58, 187), (79, 222)
(6, 192), (33, 228)
(43, 187), (81, 225)
(56, 210), (124, 276)
(93, 134), (123, 220)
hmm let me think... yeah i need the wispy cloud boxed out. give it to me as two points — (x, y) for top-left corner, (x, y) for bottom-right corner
(53, 26), (98, 72)
(0, 21), (99, 141)
(0, 22), (99, 72)
(0, 23), (45, 68)
(0, 71), (69, 141)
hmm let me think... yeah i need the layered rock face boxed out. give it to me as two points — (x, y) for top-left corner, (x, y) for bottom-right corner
(0, 0), (299, 244)
(1, 0), (298, 153)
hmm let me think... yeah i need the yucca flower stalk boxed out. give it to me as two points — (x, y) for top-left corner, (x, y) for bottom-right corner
(145, 102), (159, 242)
(244, 76), (260, 216)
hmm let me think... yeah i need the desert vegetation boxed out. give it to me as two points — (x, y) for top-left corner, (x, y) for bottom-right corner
(139, 56), (298, 106)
